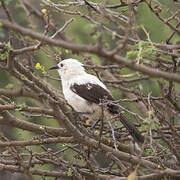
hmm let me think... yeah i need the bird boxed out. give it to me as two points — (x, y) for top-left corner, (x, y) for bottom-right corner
(49, 58), (144, 143)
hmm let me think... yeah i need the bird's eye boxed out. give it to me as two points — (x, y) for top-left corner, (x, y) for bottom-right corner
(60, 63), (64, 67)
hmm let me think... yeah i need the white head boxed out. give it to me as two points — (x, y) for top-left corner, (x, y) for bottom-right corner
(49, 58), (85, 80)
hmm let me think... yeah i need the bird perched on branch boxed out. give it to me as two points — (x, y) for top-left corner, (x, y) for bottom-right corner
(49, 59), (144, 143)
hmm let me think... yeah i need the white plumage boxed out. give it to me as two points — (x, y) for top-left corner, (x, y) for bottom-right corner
(57, 59), (109, 119)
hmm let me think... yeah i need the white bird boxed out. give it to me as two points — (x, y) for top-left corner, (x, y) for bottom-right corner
(49, 58), (144, 143)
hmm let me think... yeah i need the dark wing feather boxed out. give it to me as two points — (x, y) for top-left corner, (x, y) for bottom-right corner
(70, 83), (118, 114)
(70, 83), (113, 103)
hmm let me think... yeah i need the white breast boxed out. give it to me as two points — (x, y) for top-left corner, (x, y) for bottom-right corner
(61, 76), (103, 120)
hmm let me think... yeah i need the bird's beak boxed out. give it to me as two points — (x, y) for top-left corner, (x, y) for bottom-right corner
(49, 65), (59, 70)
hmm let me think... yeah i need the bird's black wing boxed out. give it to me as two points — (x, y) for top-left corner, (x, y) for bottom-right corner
(70, 83), (118, 114)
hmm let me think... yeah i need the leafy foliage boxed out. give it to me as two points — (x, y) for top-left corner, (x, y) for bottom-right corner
(0, 42), (12, 60)
(126, 41), (156, 62)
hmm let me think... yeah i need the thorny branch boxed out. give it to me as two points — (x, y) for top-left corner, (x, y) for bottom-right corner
(0, 0), (180, 179)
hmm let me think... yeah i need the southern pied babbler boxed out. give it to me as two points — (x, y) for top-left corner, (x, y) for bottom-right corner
(49, 59), (144, 143)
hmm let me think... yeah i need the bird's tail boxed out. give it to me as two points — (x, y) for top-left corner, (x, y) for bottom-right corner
(119, 114), (144, 143)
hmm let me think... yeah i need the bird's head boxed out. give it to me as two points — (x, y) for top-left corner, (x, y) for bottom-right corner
(49, 58), (85, 80)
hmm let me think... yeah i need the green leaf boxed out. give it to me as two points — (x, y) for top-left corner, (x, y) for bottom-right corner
(146, 148), (153, 155)
(126, 51), (138, 59)
(6, 41), (13, 51)
(67, 168), (73, 176)
(2, 150), (9, 155)
(138, 41), (147, 48)
(0, 42), (13, 60)
(0, 52), (8, 60)
(5, 83), (14, 89)
(15, 103), (26, 111)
